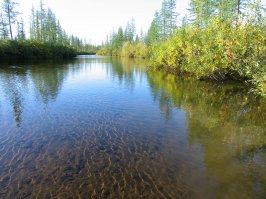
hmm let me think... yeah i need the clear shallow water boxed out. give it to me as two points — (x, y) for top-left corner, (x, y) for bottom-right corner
(0, 55), (265, 199)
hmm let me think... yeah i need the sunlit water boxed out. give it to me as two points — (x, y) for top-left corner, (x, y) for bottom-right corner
(0, 55), (265, 199)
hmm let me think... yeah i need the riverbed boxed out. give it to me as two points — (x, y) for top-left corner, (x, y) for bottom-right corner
(0, 55), (265, 198)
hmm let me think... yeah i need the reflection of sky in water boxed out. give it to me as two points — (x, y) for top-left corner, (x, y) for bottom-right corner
(0, 56), (265, 198)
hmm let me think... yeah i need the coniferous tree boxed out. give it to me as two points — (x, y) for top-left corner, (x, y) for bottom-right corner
(161, 0), (178, 40)
(113, 26), (124, 50)
(0, 12), (8, 39)
(140, 29), (145, 42)
(247, 0), (265, 24)
(125, 19), (136, 42)
(145, 0), (178, 44)
(189, 0), (215, 26)
(29, 6), (36, 40)
(29, 1), (73, 45)
(39, 0), (46, 41)
(16, 18), (25, 40)
(1, 0), (19, 40)
(213, 0), (249, 23)
(166, 0), (178, 36)
(145, 11), (162, 45)
(182, 14), (188, 28)
(161, 0), (169, 40)
(46, 8), (57, 42)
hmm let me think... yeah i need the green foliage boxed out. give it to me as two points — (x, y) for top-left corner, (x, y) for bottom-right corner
(146, 0), (266, 96)
(120, 41), (147, 58)
(98, 0), (265, 96)
(1, 0), (20, 40)
(113, 27), (125, 50)
(134, 42), (148, 58)
(0, 0), (94, 58)
(98, 41), (147, 59)
(120, 41), (135, 57)
(124, 19), (136, 42)
(96, 49), (111, 56)
(0, 40), (77, 59)
(97, 20), (147, 58)
(148, 17), (266, 96)
(145, 11), (162, 45)
(29, 1), (69, 45)
(145, 0), (178, 45)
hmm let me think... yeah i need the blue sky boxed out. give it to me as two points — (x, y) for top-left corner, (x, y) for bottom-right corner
(16, 0), (190, 44)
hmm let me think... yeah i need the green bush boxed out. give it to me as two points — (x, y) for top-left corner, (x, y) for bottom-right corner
(120, 41), (135, 57)
(0, 40), (77, 60)
(96, 49), (111, 56)
(148, 19), (266, 96)
(97, 41), (147, 59)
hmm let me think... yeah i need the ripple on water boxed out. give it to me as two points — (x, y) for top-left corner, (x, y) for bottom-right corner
(0, 110), (194, 198)
(0, 57), (265, 199)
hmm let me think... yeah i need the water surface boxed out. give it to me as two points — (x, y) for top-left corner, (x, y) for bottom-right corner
(0, 55), (265, 198)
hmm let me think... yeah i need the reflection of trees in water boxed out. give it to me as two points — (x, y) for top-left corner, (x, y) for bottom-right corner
(148, 71), (183, 120)
(30, 59), (83, 104)
(0, 68), (29, 127)
(1, 56), (147, 124)
(30, 63), (67, 104)
(0, 59), (78, 126)
(147, 70), (266, 198)
(107, 57), (147, 90)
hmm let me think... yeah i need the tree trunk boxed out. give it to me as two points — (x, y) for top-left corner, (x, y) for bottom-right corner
(7, 4), (13, 40)
(237, 0), (241, 15)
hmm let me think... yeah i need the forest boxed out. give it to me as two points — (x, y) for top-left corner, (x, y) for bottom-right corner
(98, 0), (266, 96)
(0, 0), (99, 59)
(0, 0), (265, 96)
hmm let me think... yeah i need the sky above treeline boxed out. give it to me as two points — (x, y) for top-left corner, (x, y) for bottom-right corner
(15, 0), (190, 44)
(2, 0), (266, 44)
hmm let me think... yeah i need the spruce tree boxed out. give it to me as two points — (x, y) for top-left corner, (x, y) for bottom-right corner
(1, 0), (19, 40)
(0, 13), (8, 39)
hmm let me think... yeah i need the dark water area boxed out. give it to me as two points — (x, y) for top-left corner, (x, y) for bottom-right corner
(0, 55), (265, 199)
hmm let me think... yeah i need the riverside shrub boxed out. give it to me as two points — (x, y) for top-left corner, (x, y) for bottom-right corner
(148, 19), (266, 96)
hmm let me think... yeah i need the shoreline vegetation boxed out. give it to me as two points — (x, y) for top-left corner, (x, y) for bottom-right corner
(0, 40), (77, 59)
(0, 0), (265, 96)
(96, 0), (266, 97)
(0, 0), (99, 61)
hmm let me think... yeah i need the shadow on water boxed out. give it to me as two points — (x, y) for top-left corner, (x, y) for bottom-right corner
(0, 55), (265, 198)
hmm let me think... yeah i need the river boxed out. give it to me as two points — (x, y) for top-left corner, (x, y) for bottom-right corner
(0, 55), (265, 198)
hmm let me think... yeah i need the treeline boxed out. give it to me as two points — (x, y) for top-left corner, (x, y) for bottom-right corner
(97, 19), (147, 58)
(0, 40), (76, 59)
(0, 0), (98, 59)
(97, 0), (179, 58)
(98, 0), (266, 96)
(29, 2), (99, 54)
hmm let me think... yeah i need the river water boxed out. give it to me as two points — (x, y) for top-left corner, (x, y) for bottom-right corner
(0, 55), (265, 198)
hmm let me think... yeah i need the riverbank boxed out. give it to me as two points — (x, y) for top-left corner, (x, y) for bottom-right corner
(148, 23), (265, 97)
(96, 41), (147, 59)
(97, 22), (266, 97)
(0, 40), (77, 60)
